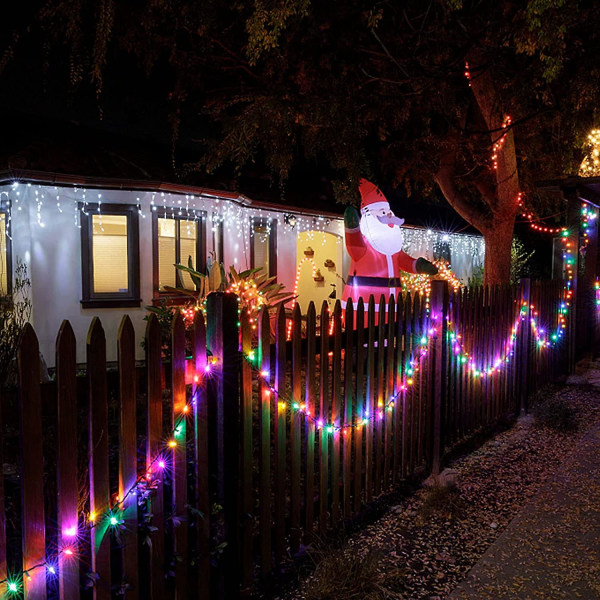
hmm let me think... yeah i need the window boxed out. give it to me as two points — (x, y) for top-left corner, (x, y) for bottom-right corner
(152, 212), (206, 294)
(250, 218), (277, 278)
(80, 204), (140, 308)
(0, 206), (11, 296)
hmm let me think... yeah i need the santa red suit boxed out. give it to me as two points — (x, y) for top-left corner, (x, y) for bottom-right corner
(341, 179), (437, 310)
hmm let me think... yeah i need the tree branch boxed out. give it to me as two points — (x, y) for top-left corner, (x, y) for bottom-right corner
(434, 154), (492, 233)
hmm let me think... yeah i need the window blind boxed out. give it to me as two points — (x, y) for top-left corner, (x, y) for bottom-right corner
(92, 215), (129, 293)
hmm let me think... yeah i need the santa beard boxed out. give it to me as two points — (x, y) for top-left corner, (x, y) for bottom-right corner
(360, 212), (405, 255)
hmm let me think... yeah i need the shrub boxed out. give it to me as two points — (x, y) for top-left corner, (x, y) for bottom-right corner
(0, 260), (32, 387)
(532, 395), (577, 432)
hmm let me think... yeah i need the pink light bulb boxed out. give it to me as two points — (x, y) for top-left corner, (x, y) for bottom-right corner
(64, 526), (77, 537)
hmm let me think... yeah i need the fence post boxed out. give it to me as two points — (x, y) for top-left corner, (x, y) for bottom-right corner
(519, 278), (531, 414)
(565, 192), (580, 371)
(206, 291), (240, 598)
(430, 280), (449, 477)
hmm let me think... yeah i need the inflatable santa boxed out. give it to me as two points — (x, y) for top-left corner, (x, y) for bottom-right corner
(341, 179), (438, 309)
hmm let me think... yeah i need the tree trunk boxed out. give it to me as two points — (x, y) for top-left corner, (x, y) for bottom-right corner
(482, 218), (514, 286)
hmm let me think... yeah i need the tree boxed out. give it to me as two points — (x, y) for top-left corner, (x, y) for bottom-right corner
(3, 0), (600, 284)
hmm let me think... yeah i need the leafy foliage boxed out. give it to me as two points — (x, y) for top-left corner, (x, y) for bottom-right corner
(0, 260), (32, 387)
(164, 259), (295, 315)
(510, 237), (535, 285)
(4, 1), (600, 282)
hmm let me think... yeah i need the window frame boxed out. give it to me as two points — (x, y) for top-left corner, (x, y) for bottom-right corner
(80, 203), (140, 309)
(250, 217), (277, 279)
(0, 198), (12, 297)
(152, 210), (207, 300)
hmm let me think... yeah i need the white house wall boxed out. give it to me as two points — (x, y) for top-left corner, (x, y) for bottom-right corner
(1, 182), (482, 366)
(1, 183), (344, 365)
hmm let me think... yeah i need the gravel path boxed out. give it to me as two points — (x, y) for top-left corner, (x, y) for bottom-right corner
(282, 383), (600, 600)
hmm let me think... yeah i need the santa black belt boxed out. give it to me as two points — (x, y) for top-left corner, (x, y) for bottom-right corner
(347, 275), (403, 288)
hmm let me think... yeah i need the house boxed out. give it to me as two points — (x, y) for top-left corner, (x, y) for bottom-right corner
(0, 171), (484, 365)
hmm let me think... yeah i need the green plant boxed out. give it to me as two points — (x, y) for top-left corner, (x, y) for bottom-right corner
(510, 237), (535, 285)
(165, 257), (295, 317)
(532, 395), (577, 432)
(0, 260), (32, 387)
(142, 298), (178, 360)
(467, 263), (484, 287)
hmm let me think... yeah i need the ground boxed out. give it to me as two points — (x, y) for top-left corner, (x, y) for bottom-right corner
(281, 370), (600, 600)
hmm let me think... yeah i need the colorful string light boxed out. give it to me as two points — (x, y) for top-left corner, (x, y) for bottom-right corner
(0, 362), (214, 595)
(0, 198), (586, 594)
(244, 317), (439, 435)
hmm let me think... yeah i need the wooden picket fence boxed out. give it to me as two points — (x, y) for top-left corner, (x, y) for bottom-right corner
(0, 279), (572, 599)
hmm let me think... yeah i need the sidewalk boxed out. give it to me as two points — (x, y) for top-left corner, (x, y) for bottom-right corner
(448, 422), (600, 600)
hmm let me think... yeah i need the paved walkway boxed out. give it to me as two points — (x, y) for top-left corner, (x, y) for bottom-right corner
(448, 422), (600, 600)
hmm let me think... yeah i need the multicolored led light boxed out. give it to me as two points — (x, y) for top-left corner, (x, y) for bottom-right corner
(0, 367), (211, 595)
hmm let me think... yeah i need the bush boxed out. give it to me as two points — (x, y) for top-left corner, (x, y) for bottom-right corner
(0, 260), (32, 387)
(532, 395), (577, 432)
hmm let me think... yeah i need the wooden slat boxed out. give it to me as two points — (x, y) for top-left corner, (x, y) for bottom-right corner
(17, 324), (47, 598)
(430, 282), (448, 475)
(56, 321), (79, 600)
(144, 314), (165, 600)
(258, 307), (272, 575)
(384, 296), (395, 490)
(87, 317), (111, 600)
(353, 298), (365, 513)
(410, 294), (425, 473)
(374, 295), (386, 494)
(304, 302), (317, 541)
(239, 312), (253, 590)
(342, 300), (354, 519)
(401, 292), (412, 478)
(331, 301), (342, 526)
(393, 294), (404, 483)
(290, 303), (302, 554)
(171, 311), (188, 597)
(0, 387), (5, 591)
(318, 301), (330, 535)
(365, 296), (376, 501)
(117, 316), (139, 600)
(274, 304), (287, 564)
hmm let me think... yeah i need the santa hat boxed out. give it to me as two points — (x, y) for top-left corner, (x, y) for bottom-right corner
(359, 179), (389, 213)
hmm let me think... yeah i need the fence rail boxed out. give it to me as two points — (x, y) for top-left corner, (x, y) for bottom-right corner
(0, 279), (575, 598)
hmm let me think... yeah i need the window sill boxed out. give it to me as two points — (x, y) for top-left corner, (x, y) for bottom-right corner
(81, 298), (142, 309)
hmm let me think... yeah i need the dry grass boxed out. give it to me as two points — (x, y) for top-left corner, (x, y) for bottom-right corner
(302, 548), (402, 600)
(416, 484), (465, 524)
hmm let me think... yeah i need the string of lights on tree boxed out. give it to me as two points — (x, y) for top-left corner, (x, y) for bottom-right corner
(0, 363), (215, 596)
(516, 192), (567, 234)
